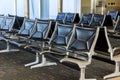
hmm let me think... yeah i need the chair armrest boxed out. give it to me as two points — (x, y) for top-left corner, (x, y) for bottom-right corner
(24, 45), (33, 49)
(113, 47), (120, 56)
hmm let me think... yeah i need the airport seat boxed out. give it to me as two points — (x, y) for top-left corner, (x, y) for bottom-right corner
(8, 14), (24, 30)
(56, 13), (66, 23)
(24, 20), (54, 67)
(90, 14), (105, 27)
(78, 14), (93, 26)
(25, 23), (74, 69)
(107, 11), (119, 21)
(0, 16), (15, 32)
(114, 16), (120, 34)
(94, 27), (120, 79)
(61, 26), (99, 80)
(103, 15), (114, 31)
(17, 18), (35, 37)
(0, 18), (35, 53)
(26, 23), (99, 80)
(64, 13), (80, 24)
(36, 18), (56, 38)
(0, 16), (6, 30)
(108, 16), (120, 38)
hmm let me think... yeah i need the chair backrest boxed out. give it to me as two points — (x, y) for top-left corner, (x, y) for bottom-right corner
(68, 27), (99, 53)
(107, 11), (119, 21)
(29, 20), (52, 40)
(103, 15), (113, 27)
(114, 16), (120, 33)
(1, 16), (15, 31)
(79, 14), (93, 26)
(50, 23), (73, 47)
(95, 27), (113, 59)
(35, 19), (56, 38)
(0, 16), (6, 29)
(64, 13), (76, 24)
(8, 14), (25, 30)
(18, 18), (35, 36)
(90, 14), (105, 27)
(56, 13), (66, 23)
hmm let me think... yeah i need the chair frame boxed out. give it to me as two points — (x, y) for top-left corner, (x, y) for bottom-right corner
(24, 20), (57, 68)
(60, 26), (100, 80)
(101, 25), (120, 79)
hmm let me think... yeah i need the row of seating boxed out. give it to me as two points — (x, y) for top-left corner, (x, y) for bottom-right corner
(0, 14), (120, 80)
(56, 11), (120, 28)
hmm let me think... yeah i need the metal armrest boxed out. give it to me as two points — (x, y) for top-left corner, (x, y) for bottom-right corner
(113, 47), (120, 56)
(24, 45), (33, 49)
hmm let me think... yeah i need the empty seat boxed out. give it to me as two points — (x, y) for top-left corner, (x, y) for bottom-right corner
(8, 14), (24, 30)
(90, 14), (105, 27)
(0, 16), (6, 29)
(95, 27), (120, 79)
(64, 13), (80, 24)
(0, 16), (15, 32)
(56, 13), (66, 23)
(29, 20), (52, 41)
(78, 14), (93, 26)
(61, 26), (100, 80)
(107, 11), (119, 21)
(18, 18), (35, 37)
(25, 23), (74, 69)
(108, 16), (120, 37)
(24, 20), (53, 67)
(114, 16), (120, 33)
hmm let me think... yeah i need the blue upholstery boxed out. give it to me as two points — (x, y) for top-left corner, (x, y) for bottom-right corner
(18, 19), (35, 36)
(1, 16), (15, 31)
(8, 14), (24, 30)
(30, 21), (51, 40)
(69, 27), (96, 51)
(0, 16), (5, 29)
(107, 11), (119, 20)
(56, 13), (66, 23)
(90, 14), (105, 27)
(79, 14), (92, 26)
(51, 24), (73, 46)
(64, 13), (75, 24)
